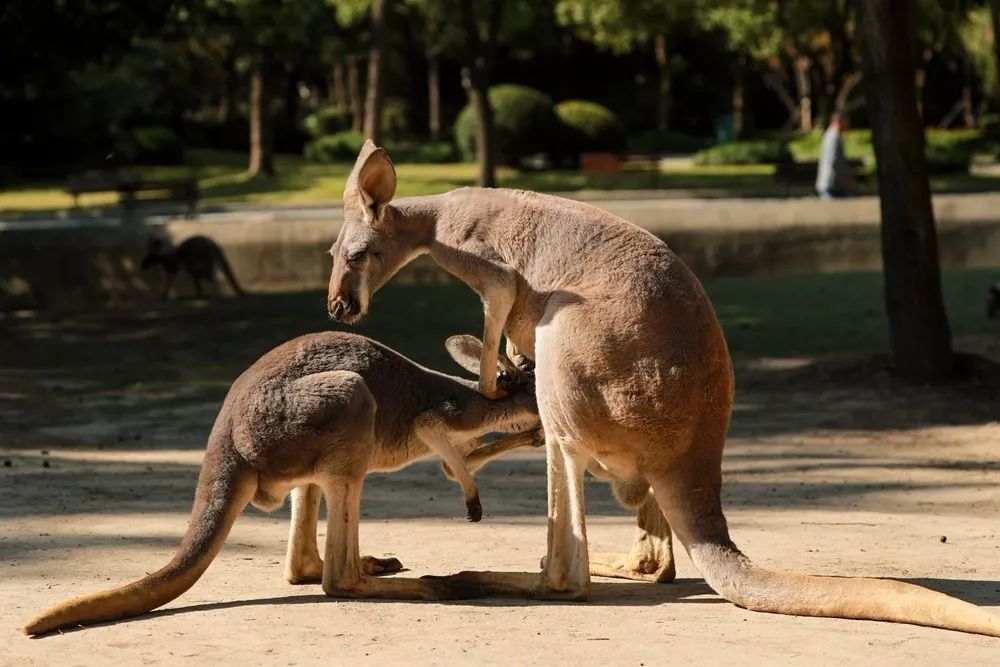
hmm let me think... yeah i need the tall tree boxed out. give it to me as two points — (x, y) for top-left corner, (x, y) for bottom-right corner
(556, 0), (693, 132)
(405, 0), (461, 139)
(364, 0), (392, 143)
(459, 0), (505, 187)
(856, 0), (954, 382)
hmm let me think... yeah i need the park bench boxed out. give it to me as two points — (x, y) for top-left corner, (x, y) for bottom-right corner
(580, 152), (662, 188)
(66, 171), (199, 218)
(774, 158), (867, 186)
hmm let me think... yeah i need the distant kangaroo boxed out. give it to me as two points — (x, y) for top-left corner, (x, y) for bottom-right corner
(323, 140), (1000, 637)
(22, 332), (540, 636)
(141, 235), (243, 300)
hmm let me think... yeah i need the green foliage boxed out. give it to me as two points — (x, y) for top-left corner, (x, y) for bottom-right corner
(454, 84), (560, 165)
(924, 131), (976, 174)
(382, 97), (410, 140)
(555, 0), (690, 52)
(386, 141), (459, 163)
(555, 100), (626, 154)
(303, 130), (367, 163)
(123, 125), (184, 164)
(629, 130), (711, 154)
(692, 139), (792, 165)
(302, 106), (353, 138)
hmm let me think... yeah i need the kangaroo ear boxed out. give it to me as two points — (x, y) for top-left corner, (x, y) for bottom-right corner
(345, 140), (396, 224)
(445, 335), (483, 376)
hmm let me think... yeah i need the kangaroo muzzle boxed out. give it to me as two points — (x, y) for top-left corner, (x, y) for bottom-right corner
(328, 295), (360, 322)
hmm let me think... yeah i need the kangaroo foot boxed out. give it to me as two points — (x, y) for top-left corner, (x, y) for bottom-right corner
(361, 555), (404, 576)
(588, 551), (675, 583)
(288, 555), (403, 583)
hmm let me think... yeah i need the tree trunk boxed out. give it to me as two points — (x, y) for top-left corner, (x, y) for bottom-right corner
(427, 52), (441, 140)
(763, 63), (799, 130)
(467, 74), (496, 187)
(248, 59), (275, 178)
(914, 48), (933, 119)
(331, 63), (347, 107)
(961, 57), (976, 128)
(654, 33), (671, 132)
(856, 0), (953, 383)
(794, 56), (813, 131)
(459, 0), (504, 187)
(347, 54), (363, 132)
(732, 51), (747, 139)
(364, 0), (390, 144)
(990, 1), (1000, 103)
(218, 53), (236, 123)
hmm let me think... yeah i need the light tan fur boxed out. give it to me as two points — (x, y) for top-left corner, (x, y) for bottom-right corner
(323, 139), (1000, 637)
(22, 332), (540, 636)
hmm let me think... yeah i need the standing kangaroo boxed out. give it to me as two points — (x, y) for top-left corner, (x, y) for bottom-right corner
(141, 235), (243, 300)
(323, 140), (1000, 637)
(22, 331), (540, 636)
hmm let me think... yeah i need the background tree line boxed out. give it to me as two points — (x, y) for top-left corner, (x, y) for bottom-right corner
(4, 0), (1000, 184)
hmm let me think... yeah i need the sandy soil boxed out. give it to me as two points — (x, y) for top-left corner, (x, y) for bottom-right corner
(1, 296), (999, 665)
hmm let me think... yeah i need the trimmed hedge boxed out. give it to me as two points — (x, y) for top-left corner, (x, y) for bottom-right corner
(454, 84), (559, 165)
(555, 100), (626, 155)
(121, 125), (184, 164)
(693, 139), (792, 166)
(302, 106), (352, 138)
(304, 130), (366, 163)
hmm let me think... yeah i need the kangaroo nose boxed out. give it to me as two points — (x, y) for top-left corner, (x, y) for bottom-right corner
(328, 298), (346, 320)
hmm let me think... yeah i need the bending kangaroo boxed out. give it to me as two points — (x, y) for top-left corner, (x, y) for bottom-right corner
(324, 140), (1000, 637)
(23, 332), (540, 636)
(142, 235), (243, 300)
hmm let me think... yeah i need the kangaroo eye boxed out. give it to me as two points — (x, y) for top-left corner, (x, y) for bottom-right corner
(347, 249), (367, 263)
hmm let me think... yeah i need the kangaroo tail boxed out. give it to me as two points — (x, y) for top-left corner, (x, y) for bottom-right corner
(650, 474), (1000, 638)
(214, 247), (244, 295)
(22, 439), (257, 636)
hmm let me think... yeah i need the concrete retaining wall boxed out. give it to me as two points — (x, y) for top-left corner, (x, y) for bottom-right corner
(3, 193), (1000, 310)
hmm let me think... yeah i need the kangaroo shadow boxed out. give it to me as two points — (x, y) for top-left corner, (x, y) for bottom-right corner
(32, 574), (1000, 638)
(32, 577), (720, 638)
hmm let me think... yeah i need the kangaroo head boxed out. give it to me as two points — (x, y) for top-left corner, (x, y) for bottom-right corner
(141, 237), (170, 270)
(328, 141), (424, 323)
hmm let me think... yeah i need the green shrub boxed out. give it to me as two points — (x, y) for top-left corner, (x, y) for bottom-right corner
(924, 130), (975, 173)
(304, 130), (366, 163)
(122, 125), (184, 164)
(302, 106), (352, 138)
(387, 141), (458, 163)
(382, 98), (409, 140)
(554, 100), (626, 156)
(692, 139), (792, 166)
(629, 130), (711, 155)
(454, 84), (559, 165)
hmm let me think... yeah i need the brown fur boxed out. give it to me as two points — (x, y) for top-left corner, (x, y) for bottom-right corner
(22, 332), (540, 636)
(323, 140), (1000, 637)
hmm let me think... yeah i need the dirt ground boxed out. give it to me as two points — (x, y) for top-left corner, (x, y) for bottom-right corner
(2, 291), (999, 665)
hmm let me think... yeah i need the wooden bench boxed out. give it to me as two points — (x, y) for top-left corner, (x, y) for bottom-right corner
(774, 159), (867, 186)
(580, 152), (661, 188)
(66, 172), (198, 218)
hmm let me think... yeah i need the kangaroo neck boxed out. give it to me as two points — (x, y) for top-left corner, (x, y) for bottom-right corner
(393, 189), (506, 297)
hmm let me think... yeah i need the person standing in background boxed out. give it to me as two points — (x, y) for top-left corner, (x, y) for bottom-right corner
(816, 114), (857, 198)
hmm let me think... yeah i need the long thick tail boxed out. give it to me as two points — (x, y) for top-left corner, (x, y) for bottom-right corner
(650, 475), (1000, 637)
(22, 440), (256, 636)
(214, 248), (244, 295)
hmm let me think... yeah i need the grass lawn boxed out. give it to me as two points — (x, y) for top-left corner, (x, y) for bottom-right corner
(3, 146), (1000, 217)
(0, 150), (780, 215)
